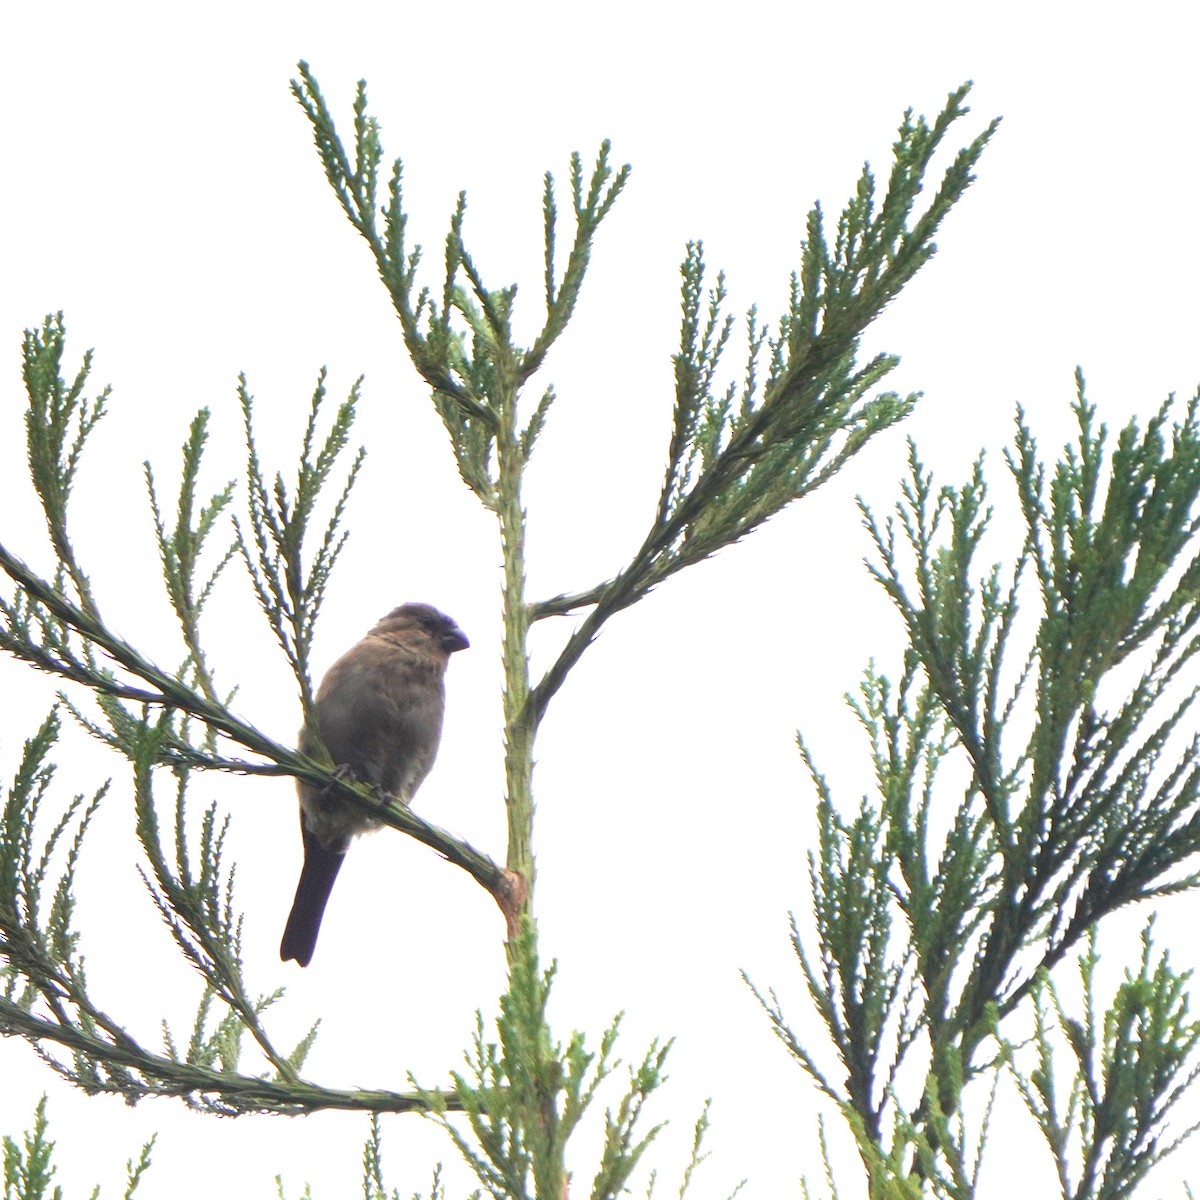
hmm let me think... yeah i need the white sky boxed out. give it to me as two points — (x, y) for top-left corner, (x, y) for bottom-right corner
(2, 2), (1199, 1197)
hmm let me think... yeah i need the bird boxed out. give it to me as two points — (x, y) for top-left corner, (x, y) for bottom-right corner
(280, 602), (469, 966)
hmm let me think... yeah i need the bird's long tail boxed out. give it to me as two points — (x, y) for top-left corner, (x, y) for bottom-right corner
(280, 824), (346, 967)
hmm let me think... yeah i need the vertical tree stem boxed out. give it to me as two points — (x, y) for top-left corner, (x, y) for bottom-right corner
(496, 363), (536, 917)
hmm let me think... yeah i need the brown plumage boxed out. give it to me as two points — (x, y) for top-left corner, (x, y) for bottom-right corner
(280, 602), (469, 967)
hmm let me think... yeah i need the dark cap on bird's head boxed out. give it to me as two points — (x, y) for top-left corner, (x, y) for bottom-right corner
(375, 603), (469, 653)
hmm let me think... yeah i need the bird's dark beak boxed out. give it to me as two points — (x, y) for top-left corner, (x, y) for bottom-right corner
(441, 625), (470, 653)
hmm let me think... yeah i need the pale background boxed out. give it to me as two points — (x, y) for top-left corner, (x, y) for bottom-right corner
(1, 2), (1199, 1196)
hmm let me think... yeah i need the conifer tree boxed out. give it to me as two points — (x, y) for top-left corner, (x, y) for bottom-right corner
(5, 67), (1194, 1198)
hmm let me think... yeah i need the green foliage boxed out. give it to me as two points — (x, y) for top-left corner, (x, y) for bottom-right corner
(291, 69), (997, 734)
(0, 322), (485, 1114)
(3, 66), (999, 1194)
(755, 379), (1200, 1194)
(275, 1113), (449, 1200)
(527, 86), (996, 722)
(4, 1098), (62, 1200)
(0, 324), (300, 773)
(1011, 925), (1200, 1200)
(21, 314), (108, 616)
(869, 381), (1200, 1003)
(132, 727), (306, 1103)
(660, 82), (999, 575)
(292, 63), (630, 510)
(144, 407), (238, 718)
(235, 370), (365, 717)
(2, 1096), (154, 1200)
(410, 922), (683, 1200)
(272, 1101), (737, 1200)
(0, 706), (107, 1030)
